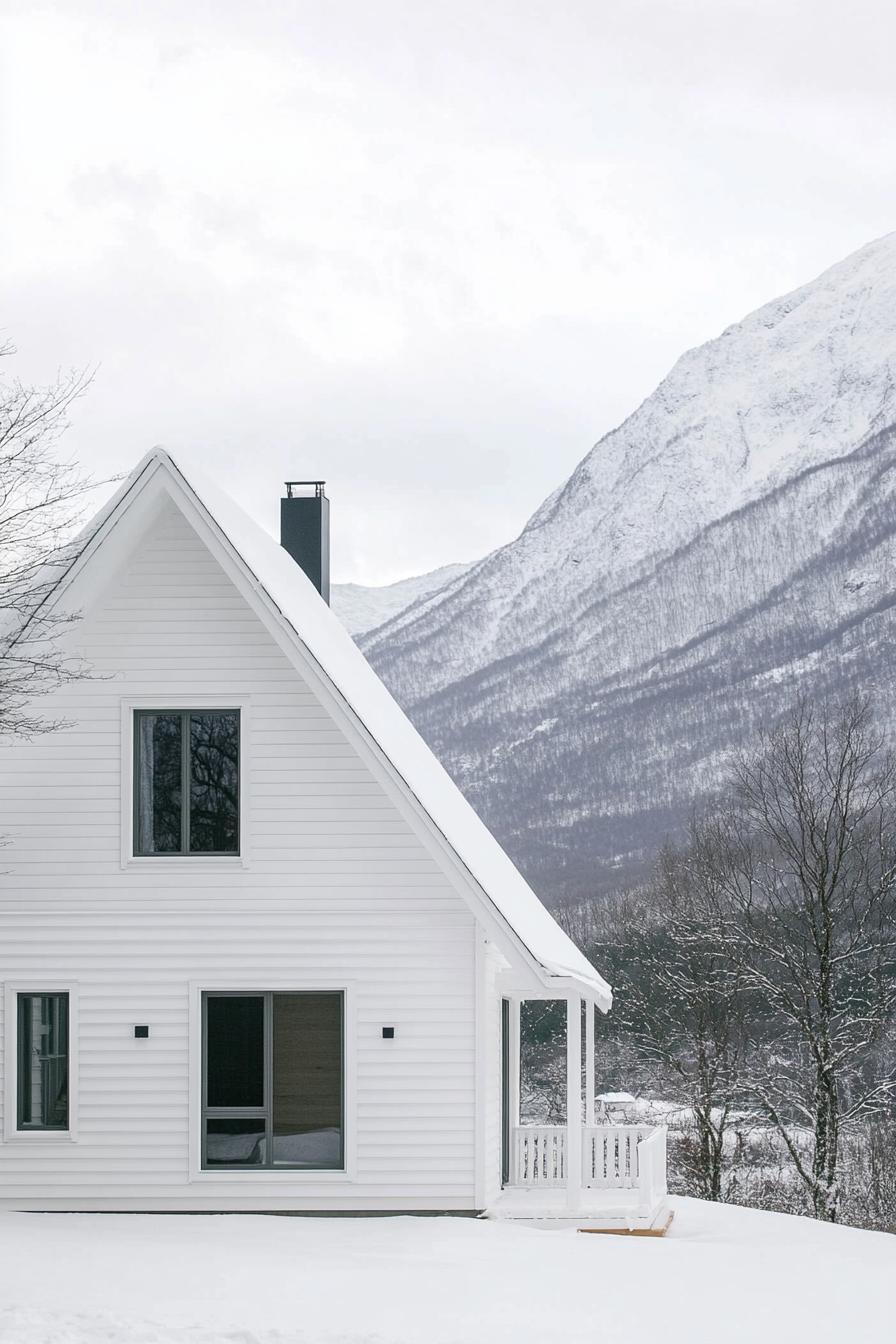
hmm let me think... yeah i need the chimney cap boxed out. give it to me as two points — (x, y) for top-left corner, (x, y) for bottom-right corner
(285, 480), (326, 499)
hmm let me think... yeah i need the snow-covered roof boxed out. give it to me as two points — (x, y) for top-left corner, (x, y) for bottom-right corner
(63, 450), (612, 1008)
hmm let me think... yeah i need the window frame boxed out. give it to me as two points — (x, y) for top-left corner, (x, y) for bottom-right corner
(188, 979), (354, 1183)
(16, 992), (70, 1132)
(121, 698), (250, 871)
(200, 990), (345, 1173)
(133, 707), (241, 858)
(3, 982), (78, 1143)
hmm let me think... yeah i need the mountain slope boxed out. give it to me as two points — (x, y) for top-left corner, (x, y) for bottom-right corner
(364, 232), (896, 706)
(331, 561), (473, 636)
(360, 235), (896, 900)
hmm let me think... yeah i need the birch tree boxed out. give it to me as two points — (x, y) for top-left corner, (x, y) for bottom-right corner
(605, 841), (748, 1201)
(708, 695), (896, 1221)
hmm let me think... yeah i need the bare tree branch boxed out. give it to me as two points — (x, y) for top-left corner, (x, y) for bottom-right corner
(0, 344), (98, 738)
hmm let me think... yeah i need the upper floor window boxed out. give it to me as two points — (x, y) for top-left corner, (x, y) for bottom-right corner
(134, 710), (239, 855)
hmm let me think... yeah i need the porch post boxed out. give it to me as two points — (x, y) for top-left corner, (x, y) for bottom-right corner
(566, 994), (582, 1211)
(585, 997), (595, 1127)
(509, 997), (521, 1129)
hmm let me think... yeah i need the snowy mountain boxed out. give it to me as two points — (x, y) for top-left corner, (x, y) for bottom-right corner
(359, 234), (896, 902)
(331, 561), (473, 635)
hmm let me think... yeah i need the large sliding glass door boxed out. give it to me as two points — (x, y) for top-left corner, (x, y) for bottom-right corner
(202, 991), (344, 1170)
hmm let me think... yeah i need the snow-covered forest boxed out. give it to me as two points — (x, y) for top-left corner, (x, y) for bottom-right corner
(522, 695), (896, 1231)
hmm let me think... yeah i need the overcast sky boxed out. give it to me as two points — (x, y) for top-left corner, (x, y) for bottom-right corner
(2, 1), (895, 584)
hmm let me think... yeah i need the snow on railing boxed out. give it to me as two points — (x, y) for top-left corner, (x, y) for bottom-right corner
(582, 1125), (654, 1189)
(512, 1126), (567, 1185)
(635, 1127), (668, 1213)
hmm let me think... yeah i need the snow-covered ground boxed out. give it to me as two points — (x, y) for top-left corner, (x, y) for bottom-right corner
(0, 1198), (891, 1343)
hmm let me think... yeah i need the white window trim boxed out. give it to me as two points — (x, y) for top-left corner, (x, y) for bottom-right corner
(187, 978), (357, 1183)
(120, 696), (251, 871)
(3, 981), (79, 1143)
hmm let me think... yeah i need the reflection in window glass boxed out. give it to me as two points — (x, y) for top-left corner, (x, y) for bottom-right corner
(134, 710), (239, 855)
(136, 713), (182, 853)
(190, 713), (239, 853)
(17, 993), (69, 1130)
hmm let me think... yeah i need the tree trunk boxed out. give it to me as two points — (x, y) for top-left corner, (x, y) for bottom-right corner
(812, 1065), (840, 1221)
(694, 1105), (724, 1201)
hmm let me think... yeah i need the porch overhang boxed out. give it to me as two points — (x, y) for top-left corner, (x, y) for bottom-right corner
(496, 991), (669, 1230)
(496, 968), (612, 1014)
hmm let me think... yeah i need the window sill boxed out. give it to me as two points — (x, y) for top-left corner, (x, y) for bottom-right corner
(190, 1169), (351, 1182)
(123, 856), (248, 873)
(4, 1130), (77, 1143)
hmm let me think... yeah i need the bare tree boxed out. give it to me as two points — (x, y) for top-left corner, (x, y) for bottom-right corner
(600, 841), (748, 1201)
(707, 695), (896, 1221)
(0, 347), (95, 737)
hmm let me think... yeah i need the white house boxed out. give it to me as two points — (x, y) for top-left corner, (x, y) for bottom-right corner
(0, 450), (668, 1230)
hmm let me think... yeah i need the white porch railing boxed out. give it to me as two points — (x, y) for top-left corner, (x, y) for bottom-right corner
(511, 1124), (666, 1194)
(582, 1125), (653, 1188)
(512, 1125), (567, 1185)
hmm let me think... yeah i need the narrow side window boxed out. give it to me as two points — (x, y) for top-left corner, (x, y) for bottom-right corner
(17, 993), (70, 1131)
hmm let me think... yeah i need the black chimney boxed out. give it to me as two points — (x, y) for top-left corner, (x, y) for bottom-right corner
(280, 481), (330, 604)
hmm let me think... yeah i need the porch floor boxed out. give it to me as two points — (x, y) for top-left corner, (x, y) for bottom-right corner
(485, 1185), (671, 1233)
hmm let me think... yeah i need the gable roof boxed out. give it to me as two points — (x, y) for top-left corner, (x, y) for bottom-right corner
(52, 450), (612, 1009)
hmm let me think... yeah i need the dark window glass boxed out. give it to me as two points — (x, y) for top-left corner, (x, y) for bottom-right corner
(136, 713), (182, 853)
(205, 996), (264, 1108)
(17, 993), (69, 1130)
(202, 992), (344, 1170)
(272, 993), (343, 1168)
(205, 1118), (266, 1166)
(134, 710), (239, 855)
(190, 713), (239, 853)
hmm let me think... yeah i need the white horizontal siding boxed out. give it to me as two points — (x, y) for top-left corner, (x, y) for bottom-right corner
(0, 497), (479, 1210)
